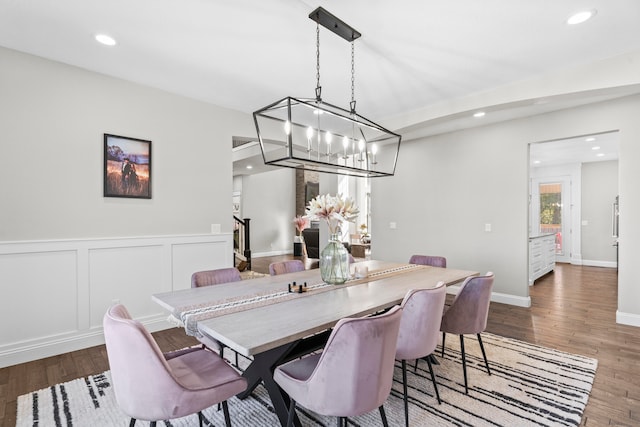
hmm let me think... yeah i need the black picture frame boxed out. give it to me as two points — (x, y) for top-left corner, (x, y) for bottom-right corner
(104, 133), (152, 199)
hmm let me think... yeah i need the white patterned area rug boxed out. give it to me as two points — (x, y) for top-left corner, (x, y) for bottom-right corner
(16, 333), (597, 427)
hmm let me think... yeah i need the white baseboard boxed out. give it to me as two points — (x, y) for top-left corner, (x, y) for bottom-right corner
(581, 259), (617, 268)
(252, 249), (293, 258)
(491, 292), (531, 308)
(0, 314), (175, 369)
(616, 310), (640, 327)
(447, 286), (531, 308)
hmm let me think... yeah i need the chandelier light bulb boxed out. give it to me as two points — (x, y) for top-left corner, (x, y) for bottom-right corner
(371, 143), (378, 164)
(284, 121), (291, 135)
(325, 131), (332, 144)
(306, 127), (314, 139)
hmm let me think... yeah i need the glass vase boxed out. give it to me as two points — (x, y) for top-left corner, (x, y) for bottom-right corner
(320, 233), (349, 284)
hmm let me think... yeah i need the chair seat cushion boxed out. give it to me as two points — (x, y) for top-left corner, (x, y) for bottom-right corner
(275, 353), (321, 383)
(166, 348), (247, 398)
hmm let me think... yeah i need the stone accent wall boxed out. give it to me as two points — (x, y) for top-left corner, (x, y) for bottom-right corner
(296, 170), (319, 215)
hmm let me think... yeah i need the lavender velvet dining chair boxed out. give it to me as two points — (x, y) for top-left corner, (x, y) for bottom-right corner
(440, 272), (494, 394)
(191, 267), (242, 287)
(395, 283), (447, 427)
(273, 305), (403, 427)
(191, 267), (243, 366)
(269, 259), (305, 276)
(409, 254), (447, 268)
(103, 304), (247, 427)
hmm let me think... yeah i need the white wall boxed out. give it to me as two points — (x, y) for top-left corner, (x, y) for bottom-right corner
(0, 46), (254, 240)
(241, 168), (296, 256)
(373, 94), (640, 323)
(0, 47), (254, 366)
(581, 160), (618, 265)
(372, 122), (529, 306)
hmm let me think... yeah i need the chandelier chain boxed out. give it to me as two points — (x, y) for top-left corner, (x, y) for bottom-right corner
(350, 41), (356, 113)
(315, 22), (321, 100)
(351, 41), (355, 103)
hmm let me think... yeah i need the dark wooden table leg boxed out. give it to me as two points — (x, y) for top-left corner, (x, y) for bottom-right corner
(236, 342), (302, 427)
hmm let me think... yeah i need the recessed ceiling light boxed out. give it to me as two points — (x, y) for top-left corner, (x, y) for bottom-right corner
(246, 165), (253, 169)
(533, 160), (541, 165)
(567, 10), (596, 25)
(585, 137), (596, 142)
(95, 34), (117, 46)
(591, 146), (600, 150)
(473, 111), (485, 118)
(596, 153), (605, 157)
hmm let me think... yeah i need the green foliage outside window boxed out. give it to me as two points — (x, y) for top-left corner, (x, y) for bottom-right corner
(540, 193), (561, 225)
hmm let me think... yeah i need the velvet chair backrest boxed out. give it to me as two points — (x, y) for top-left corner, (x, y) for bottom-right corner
(191, 267), (241, 288)
(409, 255), (447, 268)
(396, 283), (447, 361)
(440, 272), (494, 335)
(103, 304), (187, 421)
(301, 305), (402, 417)
(269, 260), (305, 276)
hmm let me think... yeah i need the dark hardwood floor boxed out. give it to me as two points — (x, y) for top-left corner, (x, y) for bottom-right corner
(1, 259), (636, 426)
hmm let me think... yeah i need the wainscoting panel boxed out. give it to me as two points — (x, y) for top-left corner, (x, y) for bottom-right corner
(0, 233), (233, 368)
(171, 240), (234, 292)
(0, 250), (78, 343)
(88, 244), (166, 329)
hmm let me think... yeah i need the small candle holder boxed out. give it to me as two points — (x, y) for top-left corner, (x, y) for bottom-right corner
(288, 281), (308, 293)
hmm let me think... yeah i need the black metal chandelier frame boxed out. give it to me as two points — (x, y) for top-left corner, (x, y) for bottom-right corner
(253, 7), (401, 178)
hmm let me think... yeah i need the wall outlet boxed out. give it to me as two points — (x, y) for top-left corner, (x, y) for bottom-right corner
(389, 222), (397, 229)
(485, 223), (492, 232)
(211, 224), (221, 234)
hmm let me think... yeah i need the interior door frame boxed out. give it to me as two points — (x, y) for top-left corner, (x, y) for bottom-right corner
(531, 175), (572, 263)
(530, 163), (582, 265)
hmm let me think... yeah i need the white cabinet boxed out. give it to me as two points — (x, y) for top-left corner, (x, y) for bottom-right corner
(529, 234), (556, 285)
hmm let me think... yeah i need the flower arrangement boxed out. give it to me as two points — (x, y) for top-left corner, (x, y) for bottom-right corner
(305, 194), (359, 235)
(293, 215), (310, 236)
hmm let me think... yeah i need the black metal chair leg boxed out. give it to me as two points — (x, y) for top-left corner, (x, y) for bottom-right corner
(441, 332), (446, 357)
(129, 419), (136, 427)
(477, 333), (491, 375)
(337, 416), (344, 427)
(425, 356), (441, 404)
(401, 360), (409, 427)
(286, 399), (297, 427)
(198, 411), (204, 427)
(413, 358), (419, 372)
(222, 401), (232, 427)
(379, 405), (389, 427)
(460, 334), (468, 394)
(150, 422), (156, 427)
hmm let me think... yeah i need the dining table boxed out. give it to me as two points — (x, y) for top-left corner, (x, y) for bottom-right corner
(152, 259), (478, 427)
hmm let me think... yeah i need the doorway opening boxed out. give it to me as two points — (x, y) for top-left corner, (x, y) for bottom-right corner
(529, 131), (619, 278)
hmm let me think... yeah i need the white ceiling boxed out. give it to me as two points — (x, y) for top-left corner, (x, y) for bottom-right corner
(530, 131), (619, 168)
(1, 0), (637, 175)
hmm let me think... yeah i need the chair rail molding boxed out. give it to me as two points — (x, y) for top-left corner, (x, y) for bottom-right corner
(0, 233), (233, 368)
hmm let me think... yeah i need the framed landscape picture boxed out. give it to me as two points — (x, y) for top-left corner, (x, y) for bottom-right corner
(104, 133), (152, 199)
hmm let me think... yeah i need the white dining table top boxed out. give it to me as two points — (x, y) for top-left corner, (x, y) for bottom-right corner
(152, 260), (478, 357)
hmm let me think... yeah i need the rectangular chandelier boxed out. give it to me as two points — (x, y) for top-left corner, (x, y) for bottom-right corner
(253, 7), (401, 178)
(253, 96), (401, 177)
